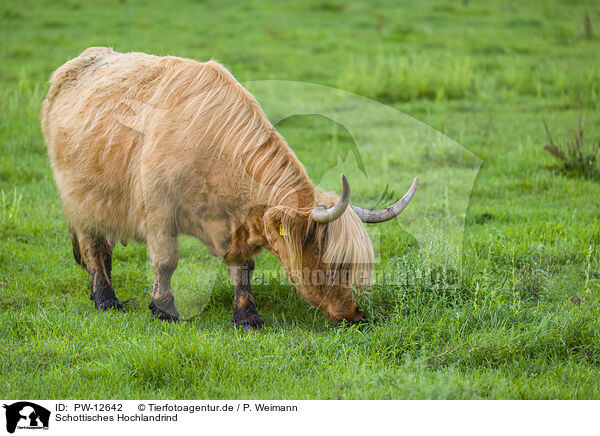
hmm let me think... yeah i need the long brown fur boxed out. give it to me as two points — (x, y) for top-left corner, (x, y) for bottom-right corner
(41, 47), (374, 322)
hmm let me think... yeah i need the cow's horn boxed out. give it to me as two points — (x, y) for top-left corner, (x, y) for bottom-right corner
(351, 177), (418, 223)
(311, 174), (351, 224)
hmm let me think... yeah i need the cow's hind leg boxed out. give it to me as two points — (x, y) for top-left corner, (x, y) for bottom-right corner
(147, 230), (180, 321)
(75, 230), (121, 311)
(228, 259), (264, 329)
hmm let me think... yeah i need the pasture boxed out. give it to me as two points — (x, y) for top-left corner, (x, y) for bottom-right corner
(1, 0), (600, 399)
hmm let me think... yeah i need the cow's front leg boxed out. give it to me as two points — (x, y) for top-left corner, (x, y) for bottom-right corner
(228, 259), (264, 329)
(147, 230), (180, 321)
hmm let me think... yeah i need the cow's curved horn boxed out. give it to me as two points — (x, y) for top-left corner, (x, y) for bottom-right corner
(311, 174), (351, 224)
(351, 177), (418, 223)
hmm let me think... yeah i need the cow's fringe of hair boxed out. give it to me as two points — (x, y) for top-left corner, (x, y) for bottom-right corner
(323, 203), (374, 287)
(319, 194), (374, 288)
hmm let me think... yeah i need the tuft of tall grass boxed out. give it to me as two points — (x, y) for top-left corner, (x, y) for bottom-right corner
(516, 261), (547, 302)
(542, 108), (600, 181)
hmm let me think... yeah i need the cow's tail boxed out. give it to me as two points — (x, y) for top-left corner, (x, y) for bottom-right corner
(69, 228), (85, 269)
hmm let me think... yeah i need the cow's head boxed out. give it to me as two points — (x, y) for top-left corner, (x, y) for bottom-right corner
(264, 174), (418, 323)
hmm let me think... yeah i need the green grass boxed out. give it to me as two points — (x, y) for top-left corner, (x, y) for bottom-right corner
(1, 0), (600, 399)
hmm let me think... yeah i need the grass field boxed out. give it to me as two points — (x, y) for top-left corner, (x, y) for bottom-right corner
(1, 0), (600, 399)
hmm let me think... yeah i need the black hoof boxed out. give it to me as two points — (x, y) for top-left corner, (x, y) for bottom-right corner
(149, 301), (180, 322)
(234, 313), (264, 330)
(91, 290), (123, 312)
(90, 274), (121, 311)
(96, 298), (123, 311)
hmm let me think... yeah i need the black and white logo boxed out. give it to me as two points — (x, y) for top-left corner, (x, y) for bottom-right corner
(3, 402), (50, 434)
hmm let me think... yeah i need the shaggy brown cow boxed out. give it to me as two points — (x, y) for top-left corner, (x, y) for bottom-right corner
(40, 47), (417, 327)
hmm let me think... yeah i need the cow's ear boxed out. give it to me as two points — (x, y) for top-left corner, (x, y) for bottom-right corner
(263, 206), (305, 253)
